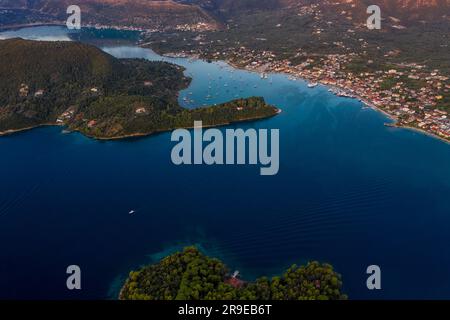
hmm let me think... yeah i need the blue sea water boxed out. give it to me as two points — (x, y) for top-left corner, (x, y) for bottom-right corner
(1, 27), (450, 300)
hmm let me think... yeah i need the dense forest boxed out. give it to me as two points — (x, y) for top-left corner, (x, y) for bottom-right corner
(0, 39), (278, 138)
(120, 247), (347, 300)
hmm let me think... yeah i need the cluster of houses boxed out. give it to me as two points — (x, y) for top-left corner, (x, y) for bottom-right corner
(85, 20), (216, 34)
(85, 23), (145, 32)
(18, 83), (45, 98)
(175, 22), (216, 32)
(56, 106), (77, 125)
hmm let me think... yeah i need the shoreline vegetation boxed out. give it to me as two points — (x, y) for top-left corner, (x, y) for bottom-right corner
(80, 112), (281, 141)
(119, 246), (347, 301)
(0, 105), (280, 141)
(0, 38), (279, 140)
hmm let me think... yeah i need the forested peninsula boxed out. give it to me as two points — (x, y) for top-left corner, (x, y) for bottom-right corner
(120, 247), (347, 300)
(0, 39), (278, 139)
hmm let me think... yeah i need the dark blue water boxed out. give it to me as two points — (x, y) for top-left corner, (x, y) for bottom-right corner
(1, 27), (450, 300)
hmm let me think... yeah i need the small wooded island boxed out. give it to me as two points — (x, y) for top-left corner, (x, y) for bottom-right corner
(0, 39), (279, 139)
(120, 247), (347, 300)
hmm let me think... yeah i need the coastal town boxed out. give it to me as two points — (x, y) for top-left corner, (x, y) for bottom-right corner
(161, 45), (450, 142)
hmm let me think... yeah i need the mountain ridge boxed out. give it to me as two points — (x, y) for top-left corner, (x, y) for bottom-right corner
(1, 0), (448, 29)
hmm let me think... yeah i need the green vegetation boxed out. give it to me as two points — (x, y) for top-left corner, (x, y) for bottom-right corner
(73, 96), (278, 139)
(379, 75), (427, 91)
(344, 57), (390, 74)
(120, 247), (347, 301)
(436, 92), (450, 112)
(379, 77), (398, 90)
(145, 3), (450, 76)
(0, 39), (278, 138)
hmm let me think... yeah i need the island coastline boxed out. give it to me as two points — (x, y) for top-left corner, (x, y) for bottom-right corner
(70, 111), (280, 141)
(0, 109), (280, 141)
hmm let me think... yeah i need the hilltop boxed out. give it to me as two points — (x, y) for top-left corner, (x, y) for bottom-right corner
(1, 0), (448, 30)
(0, 0), (219, 30)
(0, 38), (279, 139)
(177, 0), (450, 23)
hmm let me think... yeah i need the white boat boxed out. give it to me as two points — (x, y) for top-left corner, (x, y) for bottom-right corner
(129, 210), (135, 215)
(308, 82), (318, 88)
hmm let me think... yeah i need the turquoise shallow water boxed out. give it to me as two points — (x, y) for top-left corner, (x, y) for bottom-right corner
(1, 27), (450, 299)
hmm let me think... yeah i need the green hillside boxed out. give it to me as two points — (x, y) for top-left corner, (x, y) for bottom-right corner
(0, 39), (278, 139)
